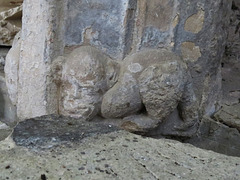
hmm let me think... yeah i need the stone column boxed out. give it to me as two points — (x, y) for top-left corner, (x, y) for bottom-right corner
(17, 0), (66, 120)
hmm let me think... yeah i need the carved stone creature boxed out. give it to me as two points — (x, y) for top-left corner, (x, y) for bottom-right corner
(5, 44), (199, 136)
(60, 46), (120, 120)
(101, 49), (199, 136)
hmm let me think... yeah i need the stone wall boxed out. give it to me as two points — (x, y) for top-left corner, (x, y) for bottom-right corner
(64, 0), (231, 117)
(4, 0), (232, 125)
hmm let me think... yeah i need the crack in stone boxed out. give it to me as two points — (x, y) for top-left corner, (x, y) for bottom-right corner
(130, 155), (160, 180)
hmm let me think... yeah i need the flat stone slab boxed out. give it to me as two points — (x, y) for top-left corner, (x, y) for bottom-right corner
(0, 129), (240, 179)
(12, 115), (119, 149)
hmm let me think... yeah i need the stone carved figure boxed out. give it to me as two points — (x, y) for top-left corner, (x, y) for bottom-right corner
(5, 44), (199, 137)
(59, 46), (120, 120)
(61, 46), (199, 137)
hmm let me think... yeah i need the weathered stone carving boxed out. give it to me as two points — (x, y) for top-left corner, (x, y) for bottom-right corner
(101, 49), (199, 135)
(55, 46), (199, 136)
(5, 43), (199, 136)
(59, 46), (120, 120)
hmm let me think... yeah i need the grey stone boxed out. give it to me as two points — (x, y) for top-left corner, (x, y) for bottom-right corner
(101, 72), (142, 118)
(65, 0), (136, 59)
(4, 32), (21, 106)
(17, 0), (66, 120)
(9, 0), (232, 124)
(0, 47), (9, 73)
(214, 104), (240, 131)
(186, 117), (240, 157)
(0, 74), (17, 127)
(60, 46), (120, 120)
(122, 115), (159, 133)
(12, 114), (119, 149)
(101, 49), (199, 136)
(0, 122), (12, 141)
(0, 122), (240, 179)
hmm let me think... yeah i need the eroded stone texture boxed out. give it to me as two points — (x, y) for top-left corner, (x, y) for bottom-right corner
(17, 0), (66, 120)
(181, 42), (201, 63)
(0, 0), (22, 46)
(0, 47), (9, 73)
(4, 32), (20, 106)
(184, 9), (205, 34)
(1, 121), (240, 179)
(6, 0), (232, 139)
(131, 0), (231, 118)
(214, 104), (240, 131)
(0, 121), (12, 141)
(12, 115), (119, 149)
(65, 0), (137, 60)
(0, 74), (17, 127)
(60, 46), (120, 120)
(138, 0), (179, 50)
(221, 1), (240, 105)
(173, 0), (231, 116)
(101, 49), (199, 136)
(186, 116), (240, 157)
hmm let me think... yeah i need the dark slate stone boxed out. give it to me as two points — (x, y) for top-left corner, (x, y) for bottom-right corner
(12, 115), (119, 149)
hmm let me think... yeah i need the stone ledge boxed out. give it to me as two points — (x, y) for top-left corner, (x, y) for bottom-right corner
(0, 125), (239, 179)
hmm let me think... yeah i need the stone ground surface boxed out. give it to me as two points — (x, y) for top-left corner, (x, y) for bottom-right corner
(0, 115), (240, 180)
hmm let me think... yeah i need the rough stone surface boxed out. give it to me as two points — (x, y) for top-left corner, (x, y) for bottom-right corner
(214, 104), (240, 131)
(0, 0), (22, 46)
(186, 117), (240, 157)
(101, 71), (142, 119)
(16, 0), (66, 120)
(0, 47), (9, 73)
(0, 121), (12, 141)
(181, 42), (201, 63)
(0, 73), (17, 127)
(221, 1), (240, 106)
(4, 32), (20, 106)
(221, 60), (240, 105)
(172, 0), (231, 116)
(65, 0), (136, 60)
(60, 46), (120, 120)
(0, 122), (240, 179)
(9, 0), (232, 123)
(138, 0), (178, 50)
(12, 115), (120, 149)
(132, 0), (231, 116)
(224, 0), (240, 60)
(184, 9), (205, 34)
(101, 49), (199, 136)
